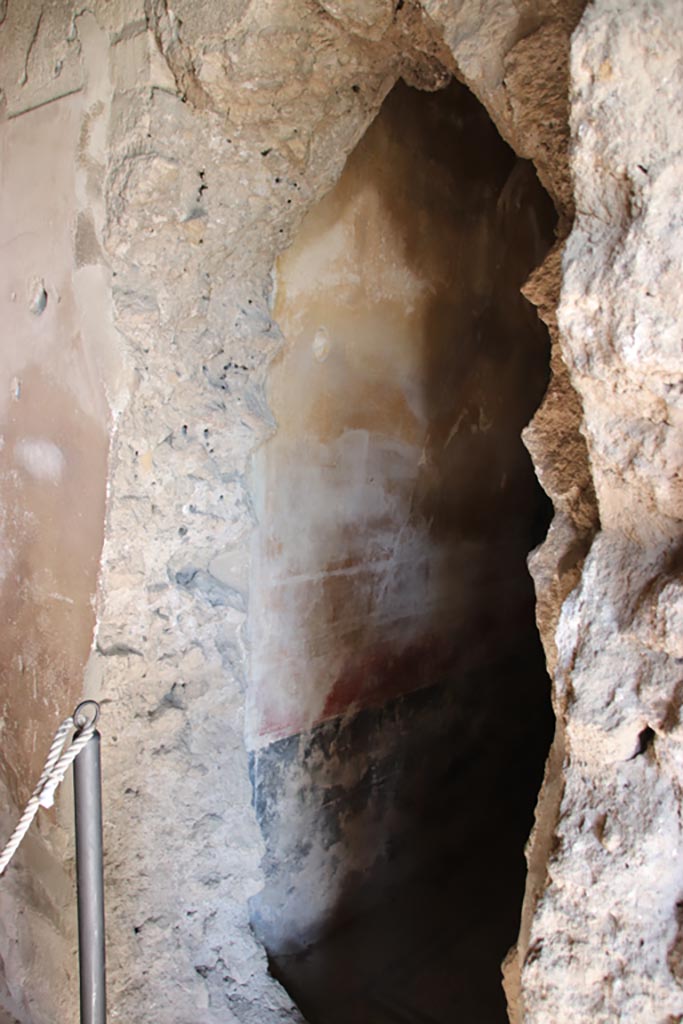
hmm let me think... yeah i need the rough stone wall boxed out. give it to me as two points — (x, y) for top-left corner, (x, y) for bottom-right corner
(1, 1), (680, 1023)
(510, 2), (683, 1021)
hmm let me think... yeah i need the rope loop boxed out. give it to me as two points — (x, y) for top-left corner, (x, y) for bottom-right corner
(0, 703), (99, 876)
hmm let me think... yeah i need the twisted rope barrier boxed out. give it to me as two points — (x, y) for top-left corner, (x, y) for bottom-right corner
(0, 701), (99, 875)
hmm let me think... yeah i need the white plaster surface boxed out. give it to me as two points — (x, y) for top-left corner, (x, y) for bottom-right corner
(13, 439), (66, 484)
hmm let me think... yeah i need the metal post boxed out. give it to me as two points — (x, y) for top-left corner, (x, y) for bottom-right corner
(73, 702), (106, 1024)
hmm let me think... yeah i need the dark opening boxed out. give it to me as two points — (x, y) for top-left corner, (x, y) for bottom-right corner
(249, 77), (556, 1023)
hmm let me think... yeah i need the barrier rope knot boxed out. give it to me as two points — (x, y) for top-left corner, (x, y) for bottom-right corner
(0, 700), (100, 876)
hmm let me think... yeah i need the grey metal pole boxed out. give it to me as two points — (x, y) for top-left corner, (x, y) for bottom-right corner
(73, 702), (106, 1024)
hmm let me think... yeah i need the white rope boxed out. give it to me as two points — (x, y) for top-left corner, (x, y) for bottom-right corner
(0, 714), (96, 876)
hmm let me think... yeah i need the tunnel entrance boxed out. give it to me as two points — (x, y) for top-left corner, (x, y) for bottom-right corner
(248, 76), (556, 1023)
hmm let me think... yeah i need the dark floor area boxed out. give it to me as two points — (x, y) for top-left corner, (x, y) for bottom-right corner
(266, 650), (551, 1024)
(271, 830), (528, 1024)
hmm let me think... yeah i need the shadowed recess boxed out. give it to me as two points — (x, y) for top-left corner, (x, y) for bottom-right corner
(249, 77), (557, 1023)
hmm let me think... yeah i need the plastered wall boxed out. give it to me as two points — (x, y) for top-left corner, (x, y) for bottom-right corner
(0, 11), (124, 1021)
(0, 95), (110, 802)
(250, 80), (555, 746)
(248, 78), (556, 958)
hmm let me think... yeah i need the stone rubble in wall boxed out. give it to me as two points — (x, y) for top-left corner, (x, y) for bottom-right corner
(97, 47), (300, 1024)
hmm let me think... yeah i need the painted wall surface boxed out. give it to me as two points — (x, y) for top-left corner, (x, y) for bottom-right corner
(249, 80), (557, 961)
(0, 12), (123, 807)
(250, 80), (555, 747)
(0, 16), (125, 1019)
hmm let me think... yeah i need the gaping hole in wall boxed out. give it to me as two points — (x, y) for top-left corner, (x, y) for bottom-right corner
(248, 76), (556, 1023)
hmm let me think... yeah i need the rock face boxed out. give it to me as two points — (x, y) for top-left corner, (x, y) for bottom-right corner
(0, 1), (680, 1024)
(511, 2), (683, 1021)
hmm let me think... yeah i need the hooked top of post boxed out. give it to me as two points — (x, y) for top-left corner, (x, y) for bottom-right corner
(73, 700), (100, 733)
